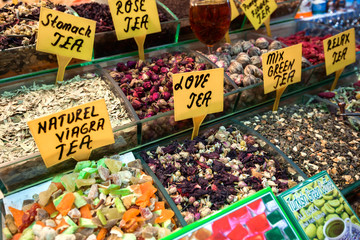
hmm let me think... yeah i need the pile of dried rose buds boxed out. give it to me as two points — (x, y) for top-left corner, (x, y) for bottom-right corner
(277, 31), (331, 65)
(141, 125), (299, 224)
(109, 52), (209, 119)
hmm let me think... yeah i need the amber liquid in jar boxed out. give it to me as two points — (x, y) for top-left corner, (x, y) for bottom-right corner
(189, 1), (231, 46)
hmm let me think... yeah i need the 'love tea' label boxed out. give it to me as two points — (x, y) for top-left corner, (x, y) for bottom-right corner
(36, 7), (96, 61)
(240, 0), (277, 30)
(262, 44), (302, 94)
(323, 28), (356, 75)
(108, 0), (161, 41)
(173, 68), (224, 121)
(27, 99), (115, 168)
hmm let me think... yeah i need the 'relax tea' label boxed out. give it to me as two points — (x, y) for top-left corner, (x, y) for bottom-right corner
(323, 28), (356, 75)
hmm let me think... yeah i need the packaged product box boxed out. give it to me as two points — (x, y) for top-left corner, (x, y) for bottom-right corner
(162, 187), (301, 240)
(278, 171), (360, 240)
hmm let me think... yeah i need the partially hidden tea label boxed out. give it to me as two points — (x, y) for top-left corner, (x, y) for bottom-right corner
(36, 7), (96, 61)
(173, 68), (224, 121)
(230, 0), (240, 21)
(27, 99), (115, 168)
(240, 0), (277, 30)
(108, 0), (161, 41)
(262, 44), (302, 94)
(323, 28), (356, 75)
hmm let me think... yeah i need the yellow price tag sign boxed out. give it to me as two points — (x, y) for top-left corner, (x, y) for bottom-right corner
(27, 99), (115, 168)
(323, 28), (356, 90)
(230, 0), (240, 21)
(108, 0), (161, 41)
(323, 28), (356, 75)
(240, 0), (277, 30)
(36, 7), (96, 61)
(173, 68), (224, 139)
(262, 44), (302, 111)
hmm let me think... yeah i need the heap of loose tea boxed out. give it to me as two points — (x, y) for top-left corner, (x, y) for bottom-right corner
(318, 81), (360, 114)
(109, 52), (212, 120)
(0, 74), (131, 163)
(243, 102), (360, 189)
(141, 125), (300, 224)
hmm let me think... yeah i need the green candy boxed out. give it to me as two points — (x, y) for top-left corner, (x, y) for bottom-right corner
(329, 199), (340, 208)
(341, 212), (349, 220)
(326, 214), (339, 221)
(317, 225), (325, 240)
(344, 204), (353, 215)
(335, 204), (344, 214)
(314, 199), (325, 208)
(351, 215), (360, 224)
(324, 203), (335, 214)
(323, 195), (334, 200)
(332, 190), (338, 198)
(305, 224), (317, 238)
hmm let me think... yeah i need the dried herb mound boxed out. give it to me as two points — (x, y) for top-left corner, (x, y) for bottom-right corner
(318, 81), (360, 113)
(141, 125), (297, 223)
(243, 102), (360, 190)
(109, 52), (208, 119)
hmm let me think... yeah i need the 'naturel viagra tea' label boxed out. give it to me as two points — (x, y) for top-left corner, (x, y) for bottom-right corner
(278, 171), (360, 240)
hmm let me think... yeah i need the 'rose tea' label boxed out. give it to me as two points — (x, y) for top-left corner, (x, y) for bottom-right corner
(262, 44), (302, 94)
(27, 99), (114, 168)
(108, 0), (161, 41)
(36, 7), (96, 61)
(173, 68), (224, 121)
(323, 28), (356, 75)
(240, 0), (277, 30)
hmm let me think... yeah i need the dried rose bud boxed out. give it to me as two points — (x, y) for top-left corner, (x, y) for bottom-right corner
(150, 86), (159, 95)
(127, 61), (136, 69)
(132, 99), (142, 110)
(157, 99), (168, 108)
(255, 37), (269, 49)
(143, 81), (152, 90)
(116, 62), (128, 72)
(194, 213), (201, 221)
(162, 92), (171, 101)
(188, 196), (196, 204)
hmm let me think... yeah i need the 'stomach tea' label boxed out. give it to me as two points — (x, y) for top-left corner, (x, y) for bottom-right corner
(36, 7), (96, 61)
(173, 68), (224, 121)
(108, 0), (161, 41)
(240, 0), (277, 30)
(27, 99), (114, 168)
(279, 172), (360, 240)
(262, 44), (302, 94)
(323, 28), (356, 75)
